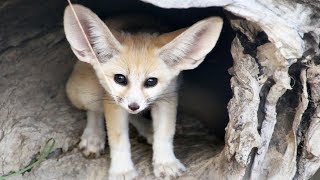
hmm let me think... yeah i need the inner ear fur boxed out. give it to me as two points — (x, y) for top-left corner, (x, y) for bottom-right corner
(63, 4), (122, 64)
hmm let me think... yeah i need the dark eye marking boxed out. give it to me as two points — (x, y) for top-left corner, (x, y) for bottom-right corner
(114, 74), (127, 86)
(144, 77), (158, 88)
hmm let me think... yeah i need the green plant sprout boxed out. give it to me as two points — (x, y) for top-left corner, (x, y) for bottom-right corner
(0, 138), (55, 180)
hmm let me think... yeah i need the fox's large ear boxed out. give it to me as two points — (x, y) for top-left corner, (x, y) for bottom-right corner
(157, 17), (223, 72)
(63, 4), (121, 64)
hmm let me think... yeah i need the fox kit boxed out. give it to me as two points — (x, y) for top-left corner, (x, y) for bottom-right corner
(63, 4), (223, 180)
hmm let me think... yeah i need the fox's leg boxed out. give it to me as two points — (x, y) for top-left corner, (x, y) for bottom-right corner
(151, 96), (186, 178)
(104, 103), (137, 180)
(66, 62), (106, 157)
(129, 115), (153, 144)
(79, 111), (105, 157)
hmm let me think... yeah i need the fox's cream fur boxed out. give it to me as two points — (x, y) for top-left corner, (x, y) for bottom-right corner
(63, 4), (223, 180)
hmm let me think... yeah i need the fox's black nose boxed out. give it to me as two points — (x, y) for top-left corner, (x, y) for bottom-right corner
(128, 103), (140, 111)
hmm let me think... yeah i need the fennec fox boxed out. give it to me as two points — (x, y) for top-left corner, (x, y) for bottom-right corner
(64, 4), (223, 180)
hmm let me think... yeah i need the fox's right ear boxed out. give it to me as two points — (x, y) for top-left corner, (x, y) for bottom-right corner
(157, 17), (223, 73)
(63, 5), (122, 64)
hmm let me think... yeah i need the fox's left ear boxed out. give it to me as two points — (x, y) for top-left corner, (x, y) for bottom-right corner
(63, 5), (121, 64)
(157, 17), (223, 72)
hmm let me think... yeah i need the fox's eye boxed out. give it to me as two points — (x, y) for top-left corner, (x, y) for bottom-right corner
(114, 74), (127, 85)
(144, 77), (158, 88)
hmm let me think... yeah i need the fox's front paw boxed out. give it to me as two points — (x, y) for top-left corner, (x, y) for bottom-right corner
(79, 129), (105, 158)
(109, 169), (138, 180)
(153, 159), (186, 179)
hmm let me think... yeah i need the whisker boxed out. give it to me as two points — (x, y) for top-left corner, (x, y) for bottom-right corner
(76, 90), (120, 99)
(86, 96), (116, 105)
(147, 92), (178, 105)
(77, 90), (103, 97)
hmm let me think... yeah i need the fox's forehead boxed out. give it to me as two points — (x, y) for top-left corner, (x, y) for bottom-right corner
(111, 33), (167, 76)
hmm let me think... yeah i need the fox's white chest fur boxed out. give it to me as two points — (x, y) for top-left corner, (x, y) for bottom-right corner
(63, 4), (223, 180)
